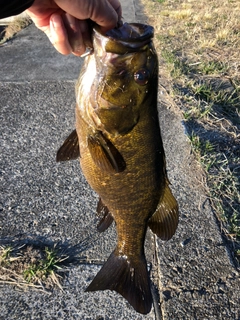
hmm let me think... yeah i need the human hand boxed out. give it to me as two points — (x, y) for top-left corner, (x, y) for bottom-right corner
(26, 0), (122, 56)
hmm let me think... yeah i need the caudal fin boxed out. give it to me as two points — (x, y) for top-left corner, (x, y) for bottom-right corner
(85, 251), (152, 314)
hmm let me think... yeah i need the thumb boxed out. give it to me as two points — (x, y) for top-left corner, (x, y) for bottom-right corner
(55, 0), (121, 29)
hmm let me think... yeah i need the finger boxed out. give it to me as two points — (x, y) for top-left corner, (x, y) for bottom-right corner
(55, 0), (121, 30)
(107, 0), (122, 21)
(49, 14), (72, 55)
(88, 0), (119, 30)
(26, 7), (62, 29)
(62, 14), (87, 56)
(79, 20), (92, 51)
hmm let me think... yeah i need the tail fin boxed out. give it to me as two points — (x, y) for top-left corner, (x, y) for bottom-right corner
(85, 251), (152, 314)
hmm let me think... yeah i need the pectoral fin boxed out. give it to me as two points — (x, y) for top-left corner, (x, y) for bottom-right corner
(56, 129), (80, 162)
(97, 198), (114, 232)
(88, 131), (126, 173)
(148, 185), (178, 241)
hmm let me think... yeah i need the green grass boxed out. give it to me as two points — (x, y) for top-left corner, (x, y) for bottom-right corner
(188, 131), (240, 239)
(198, 61), (229, 75)
(141, 0), (240, 263)
(23, 247), (67, 287)
(0, 244), (68, 290)
(0, 246), (19, 265)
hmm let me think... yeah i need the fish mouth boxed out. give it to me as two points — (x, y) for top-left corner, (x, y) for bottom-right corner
(93, 23), (154, 54)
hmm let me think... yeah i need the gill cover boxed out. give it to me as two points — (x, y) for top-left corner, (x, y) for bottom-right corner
(91, 23), (157, 136)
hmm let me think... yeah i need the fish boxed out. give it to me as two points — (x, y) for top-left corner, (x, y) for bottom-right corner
(57, 22), (179, 315)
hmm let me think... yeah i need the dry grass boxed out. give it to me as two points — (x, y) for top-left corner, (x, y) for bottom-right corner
(0, 16), (32, 44)
(0, 244), (69, 291)
(140, 0), (240, 263)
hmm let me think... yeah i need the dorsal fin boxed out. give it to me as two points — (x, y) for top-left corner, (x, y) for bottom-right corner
(148, 185), (179, 240)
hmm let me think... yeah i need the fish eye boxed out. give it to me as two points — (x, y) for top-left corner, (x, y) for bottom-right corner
(134, 69), (150, 85)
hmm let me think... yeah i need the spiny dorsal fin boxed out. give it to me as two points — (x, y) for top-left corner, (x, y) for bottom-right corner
(148, 185), (178, 241)
(85, 251), (152, 314)
(97, 198), (114, 232)
(56, 129), (80, 162)
(88, 131), (126, 173)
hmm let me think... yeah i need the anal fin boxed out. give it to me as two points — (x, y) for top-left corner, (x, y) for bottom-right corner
(96, 198), (114, 232)
(56, 129), (80, 162)
(148, 185), (179, 241)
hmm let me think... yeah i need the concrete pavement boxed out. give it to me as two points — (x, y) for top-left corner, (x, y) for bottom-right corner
(0, 1), (239, 319)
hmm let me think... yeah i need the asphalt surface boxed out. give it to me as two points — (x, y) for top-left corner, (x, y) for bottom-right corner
(0, 1), (239, 319)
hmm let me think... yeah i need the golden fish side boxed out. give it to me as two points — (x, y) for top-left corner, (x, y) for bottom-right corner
(57, 23), (179, 315)
(76, 108), (162, 314)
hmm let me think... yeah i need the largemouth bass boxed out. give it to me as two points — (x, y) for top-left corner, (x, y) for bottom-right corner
(57, 22), (178, 314)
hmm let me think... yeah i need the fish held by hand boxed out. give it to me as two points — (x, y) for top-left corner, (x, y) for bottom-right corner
(57, 22), (179, 315)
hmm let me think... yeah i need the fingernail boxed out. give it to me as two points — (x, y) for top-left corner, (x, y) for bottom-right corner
(51, 14), (60, 28)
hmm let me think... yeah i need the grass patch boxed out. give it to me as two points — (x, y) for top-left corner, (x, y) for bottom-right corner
(0, 16), (32, 44)
(0, 243), (69, 291)
(141, 0), (240, 263)
(188, 132), (239, 237)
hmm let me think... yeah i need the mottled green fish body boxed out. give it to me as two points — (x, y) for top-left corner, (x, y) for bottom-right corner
(57, 22), (178, 314)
